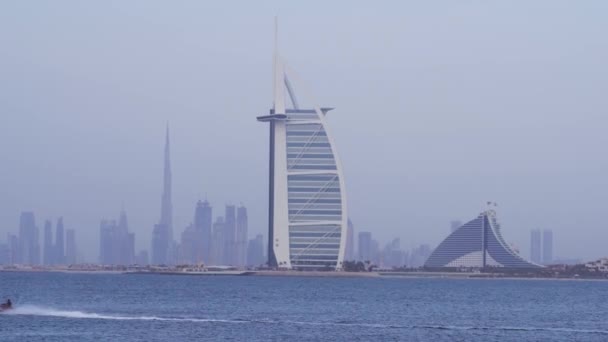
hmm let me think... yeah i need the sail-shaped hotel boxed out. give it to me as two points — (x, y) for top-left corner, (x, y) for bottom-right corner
(257, 28), (347, 270)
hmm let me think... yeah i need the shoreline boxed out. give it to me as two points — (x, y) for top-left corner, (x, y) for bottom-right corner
(2, 268), (606, 281)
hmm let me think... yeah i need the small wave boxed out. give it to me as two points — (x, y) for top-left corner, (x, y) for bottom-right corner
(266, 321), (608, 335)
(414, 325), (608, 335)
(496, 326), (608, 335)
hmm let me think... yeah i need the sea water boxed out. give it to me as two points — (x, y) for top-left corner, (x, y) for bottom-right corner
(1, 272), (607, 341)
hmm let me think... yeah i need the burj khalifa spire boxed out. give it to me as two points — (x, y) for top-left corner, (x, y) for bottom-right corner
(152, 123), (174, 265)
(160, 123), (173, 241)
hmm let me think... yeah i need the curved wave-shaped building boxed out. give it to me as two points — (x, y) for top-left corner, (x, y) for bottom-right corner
(257, 34), (347, 270)
(425, 210), (542, 269)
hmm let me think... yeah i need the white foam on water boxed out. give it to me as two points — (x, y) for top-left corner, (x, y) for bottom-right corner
(5, 305), (238, 323)
(5, 306), (608, 335)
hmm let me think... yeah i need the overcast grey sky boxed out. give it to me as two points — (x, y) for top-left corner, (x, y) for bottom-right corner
(1, 1), (607, 262)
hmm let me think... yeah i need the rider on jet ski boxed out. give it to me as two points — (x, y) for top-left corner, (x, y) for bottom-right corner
(0, 299), (12, 309)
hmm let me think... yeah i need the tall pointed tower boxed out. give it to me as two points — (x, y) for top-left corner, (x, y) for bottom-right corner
(152, 124), (174, 265)
(160, 124), (173, 241)
(257, 20), (348, 270)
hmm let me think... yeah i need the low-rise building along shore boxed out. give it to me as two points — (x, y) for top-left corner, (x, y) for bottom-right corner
(2, 263), (608, 280)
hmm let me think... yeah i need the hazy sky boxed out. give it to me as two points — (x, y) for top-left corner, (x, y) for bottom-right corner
(1, 1), (607, 262)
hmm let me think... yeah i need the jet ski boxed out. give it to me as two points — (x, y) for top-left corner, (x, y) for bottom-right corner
(0, 300), (12, 312)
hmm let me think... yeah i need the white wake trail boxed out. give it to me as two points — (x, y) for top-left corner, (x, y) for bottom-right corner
(6, 307), (608, 336)
(6, 305), (238, 323)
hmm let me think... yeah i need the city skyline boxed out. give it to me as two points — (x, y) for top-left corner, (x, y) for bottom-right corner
(1, 2), (608, 262)
(1, 4), (606, 341)
(0, 204), (567, 269)
(0, 100), (580, 269)
(0, 125), (262, 266)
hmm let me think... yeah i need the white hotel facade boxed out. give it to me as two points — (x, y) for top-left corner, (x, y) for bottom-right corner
(257, 34), (347, 270)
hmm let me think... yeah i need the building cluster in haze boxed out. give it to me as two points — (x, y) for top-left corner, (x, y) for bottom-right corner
(152, 200), (265, 267)
(98, 126), (267, 268)
(0, 212), (79, 266)
(142, 127), (266, 268)
(0, 127), (267, 269)
(96, 202), (265, 268)
(99, 210), (136, 266)
(342, 220), (432, 269)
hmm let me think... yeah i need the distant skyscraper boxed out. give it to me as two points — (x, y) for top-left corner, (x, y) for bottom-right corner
(118, 210), (135, 265)
(358, 232), (372, 262)
(542, 229), (553, 265)
(7, 233), (19, 265)
(43, 220), (53, 265)
(383, 238), (404, 268)
(450, 220), (462, 233)
(235, 205), (248, 267)
(124, 233), (135, 265)
(18, 211), (40, 265)
(194, 200), (212, 264)
(180, 224), (197, 264)
(530, 229), (541, 264)
(151, 223), (169, 265)
(118, 209), (128, 232)
(161, 124), (173, 240)
(257, 25), (348, 270)
(99, 211), (135, 265)
(65, 229), (77, 265)
(211, 217), (224, 265)
(371, 239), (380, 265)
(223, 205), (236, 265)
(125, 233), (135, 265)
(345, 219), (355, 261)
(55, 217), (65, 265)
(99, 220), (114, 265)
(247, 234), (265, 267)
(167, 241), (179, 266)
(152, 125), (174, 265)
(0, 242), (9, 265)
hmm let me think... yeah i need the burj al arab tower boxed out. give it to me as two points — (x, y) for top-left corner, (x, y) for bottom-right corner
(257, 24), (348, 271)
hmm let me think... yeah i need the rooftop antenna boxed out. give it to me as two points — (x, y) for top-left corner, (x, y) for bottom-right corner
(274, 16), (278, 56)
(273, 16), (285, 114)
(273, 16), (278, 108)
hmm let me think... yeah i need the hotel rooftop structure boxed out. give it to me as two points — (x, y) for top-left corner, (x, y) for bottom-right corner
(257, 25), (347, 270)
(425, 209), (543, 269)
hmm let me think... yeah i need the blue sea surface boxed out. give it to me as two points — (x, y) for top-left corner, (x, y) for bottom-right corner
(0, 272), (607, 341)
